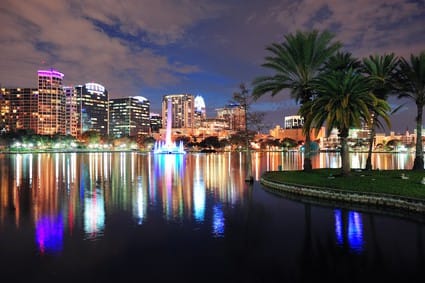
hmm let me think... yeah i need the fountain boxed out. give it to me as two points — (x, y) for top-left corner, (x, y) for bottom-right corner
(154, 98), (186, 154)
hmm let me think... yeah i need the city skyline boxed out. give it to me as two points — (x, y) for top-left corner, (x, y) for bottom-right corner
(1, 0), (424, 133)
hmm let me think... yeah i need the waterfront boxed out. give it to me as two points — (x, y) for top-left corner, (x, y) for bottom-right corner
(0, 152), (424, 282)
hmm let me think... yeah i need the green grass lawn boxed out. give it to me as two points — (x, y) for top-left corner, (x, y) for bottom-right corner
(262, 169), (425, 200)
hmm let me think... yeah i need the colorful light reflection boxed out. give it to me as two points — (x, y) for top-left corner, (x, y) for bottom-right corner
(84, 187), (105, 240)
(212, 204), (225, 237)
(334, 209), (364, 253)
(35, 214), (64, 255)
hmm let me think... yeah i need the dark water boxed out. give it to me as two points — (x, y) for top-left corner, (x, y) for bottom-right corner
(0, 152), (424, 282)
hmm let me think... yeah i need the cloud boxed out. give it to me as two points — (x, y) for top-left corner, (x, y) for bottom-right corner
(0, 0), (423, 132)
(80, 0), (225, 44)
(270, 0), (425, 57)
(0, 0), (222, 96)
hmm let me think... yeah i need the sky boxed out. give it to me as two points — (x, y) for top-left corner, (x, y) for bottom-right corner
(1, 0), (424, 133)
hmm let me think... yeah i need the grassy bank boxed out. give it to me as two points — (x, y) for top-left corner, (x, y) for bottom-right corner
(262, 169), (425, 200)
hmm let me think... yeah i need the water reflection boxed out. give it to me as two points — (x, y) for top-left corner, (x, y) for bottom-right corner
(193, 155), (206, 223)
(0, 151), (418, 256)
(254, 151), (416, 172)
(334, 209), (364, 253)
(212, 203), (225, 238)
(84, 184), (105, 240)
(35, 214), (64, 254)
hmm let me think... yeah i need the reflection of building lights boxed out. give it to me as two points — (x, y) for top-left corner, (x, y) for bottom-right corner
(212, 204), (225, 237)
(135, 177), (147, 225)
(193, 159), (205, 223)
(15, 154), (21, 187)
(334, 209), (364, 253)
(84, 188), (105, 239)
(348, 211), (363, 253)
(334, 209), (343, 246)
(35, 215), (64, 255)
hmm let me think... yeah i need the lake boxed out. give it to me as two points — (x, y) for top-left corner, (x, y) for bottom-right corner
(0, 151), (424, 282)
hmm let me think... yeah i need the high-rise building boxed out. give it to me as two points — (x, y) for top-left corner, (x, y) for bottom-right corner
(194, 95), (206, 128)
(75, 83), (109, 136)
(109, 96), (150, 138)
(162, 94), (194, 129)
(37, 69), (65, 135)
(0, 87), (38, 133)
(63, 86), (79, 137)
(215, 103), (246, 131)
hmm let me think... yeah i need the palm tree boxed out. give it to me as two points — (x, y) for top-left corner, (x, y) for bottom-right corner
(397, 52), (425, 171)
(301, 68), (390, 176)
(252, 30), (341, 172)
(362, 53), (399, 170)
(323, 51), (362, 73)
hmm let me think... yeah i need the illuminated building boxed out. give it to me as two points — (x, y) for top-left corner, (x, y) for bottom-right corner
(215, 103), (246, 131)
(0, 87), (38, 133)
(109, 96), (151, 138)
(269, 124), (325, 143)
(149, 112), (162, 133)
(161, 94), (194, 130)
(75, 83), (109, 136)
(194, 95), (206, 127)
(37, 69), (65, 135)
(284, 115), (304, 129)
(63, 86), (79, 137)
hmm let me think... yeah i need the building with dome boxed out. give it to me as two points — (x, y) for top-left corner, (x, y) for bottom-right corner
(194, 95), (206, 127)
(75, 82), (109, 136)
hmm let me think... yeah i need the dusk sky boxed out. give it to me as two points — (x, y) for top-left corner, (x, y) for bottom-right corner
(1, 0), (424, 133)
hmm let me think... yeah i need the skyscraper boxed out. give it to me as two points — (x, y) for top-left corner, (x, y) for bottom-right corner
(63, 86), (79, 137)
(37, 69), (65, 135)
(194, 95), (206, 128)
(109, 96), (150, 138)
(215, 104), (246, 131)
(0, 87), (38, 133)
(75, 83), (109, 136)
(162, 94), (194, 129)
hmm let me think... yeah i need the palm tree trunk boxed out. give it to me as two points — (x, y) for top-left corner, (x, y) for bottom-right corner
(340, 132), (351, 176)
(303, 130), (313, 172)
(365, 117), (376, 171)
(412, 103), (424, 170)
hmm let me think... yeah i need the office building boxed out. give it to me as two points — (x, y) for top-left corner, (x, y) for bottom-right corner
(162, 94), (194, 129)
(0, 87), (38, 133)
(63, 86), (79, 137)
(109, 96), (150, 137)
(75, 83), (109, 136)
(215, 103), (246, 131)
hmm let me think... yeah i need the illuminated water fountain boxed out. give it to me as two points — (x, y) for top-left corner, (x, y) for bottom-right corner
(154, 98), (186, 154)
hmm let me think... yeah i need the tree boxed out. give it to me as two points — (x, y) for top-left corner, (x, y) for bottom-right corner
(323, 51), (362, 73)
(81, 130), (101, 144)
(232, 83), (256, 182)
(362, 53), (399, 170)
(396, 52), (425, 171)
(252, 30), (341, 172)
(301, 68), (390, 176)
(199, 136), (221, 149)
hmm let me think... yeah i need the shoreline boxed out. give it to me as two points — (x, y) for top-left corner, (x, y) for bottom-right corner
(260, 175), (425, 214)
